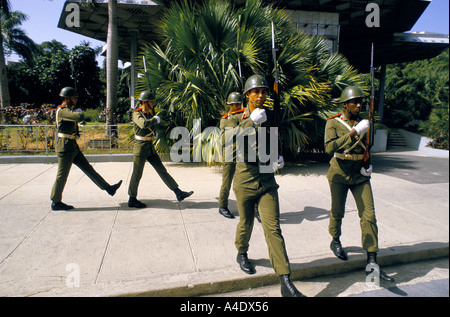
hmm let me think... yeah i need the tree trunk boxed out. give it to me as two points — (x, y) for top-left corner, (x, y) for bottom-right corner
(106, 0), (118, 137)
(0, 30), (11, 108)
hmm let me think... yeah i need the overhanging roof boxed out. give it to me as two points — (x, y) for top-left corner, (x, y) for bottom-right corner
(57, 0), (164, 60)
(267, 0), (430, 32)
(57, 0), (448, 72)
(266, 0), (447, 71)
(345, 32), (449, 72)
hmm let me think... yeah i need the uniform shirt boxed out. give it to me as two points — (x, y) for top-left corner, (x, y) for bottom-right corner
(132, 108), (159, 157)
(324, 113), (371, 185)
(55, 105), (84, 153)
(220, 108), (245, 162)
(220, 108), (245, 133)
(232, 106), (278, 190)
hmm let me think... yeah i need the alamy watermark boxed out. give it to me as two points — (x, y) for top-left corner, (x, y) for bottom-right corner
(65, 263), (80, 288)
(65, 2), (380, 29)
(366, 3), (380, 28)
(170, 119), (279, 173)
(365, 263), (381, 288)
(65, 3), (80, 28)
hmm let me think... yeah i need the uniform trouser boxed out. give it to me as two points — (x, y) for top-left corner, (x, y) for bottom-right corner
(234, 186), (291, 276)
(128, 153), (179, 198)
(218, 162), (236, 207)
(328, 179), (379, 253)
(51, 149), (109, 203)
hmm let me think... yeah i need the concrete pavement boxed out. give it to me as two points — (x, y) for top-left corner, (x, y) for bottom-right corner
(0, 149), (448, 297)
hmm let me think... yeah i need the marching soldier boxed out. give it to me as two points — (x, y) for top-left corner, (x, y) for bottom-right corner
(50, 87), (122, 211)
(325, 86), (394, 282)
(218, 92), (244, 219)
(128, 90), (193, 208)
(232, 75), (305, 297)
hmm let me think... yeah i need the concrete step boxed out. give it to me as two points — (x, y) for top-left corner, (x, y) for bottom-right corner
(387, 129), (407, 147)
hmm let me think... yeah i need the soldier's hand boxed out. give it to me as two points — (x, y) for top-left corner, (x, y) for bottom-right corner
(250, 108), (267, 125)
(273, 155), (284, 171)
(360, 164), (373, 177)
(353, 119), (370, 136)
(153, 115), (161, 123)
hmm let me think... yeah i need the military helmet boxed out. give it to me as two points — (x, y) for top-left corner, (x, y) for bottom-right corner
(340, 86), (364, 103)
(59, 87), (78, 98)
(139, 90), (155, 101)
(243, 75), (269, 95)
(227, 92), (243, 104)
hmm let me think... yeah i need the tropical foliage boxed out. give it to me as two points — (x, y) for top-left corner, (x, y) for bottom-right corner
(384, 49), (449, 149)
(1, 10), (35, 63)
(8, 41), (103, 107)
(136, 0), (367, 158)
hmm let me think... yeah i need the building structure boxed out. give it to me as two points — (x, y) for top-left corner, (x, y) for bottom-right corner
(58, 0), (448, 119)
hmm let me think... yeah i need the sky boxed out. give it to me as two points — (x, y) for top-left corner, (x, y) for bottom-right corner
(5, 0), (450, 64)
(7, 0), (106, 64)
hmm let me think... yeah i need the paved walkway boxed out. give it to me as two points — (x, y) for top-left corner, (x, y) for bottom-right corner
(0, 149), (448, 297)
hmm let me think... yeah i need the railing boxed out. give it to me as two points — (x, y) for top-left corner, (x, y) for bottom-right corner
(0, 124), (135, 155)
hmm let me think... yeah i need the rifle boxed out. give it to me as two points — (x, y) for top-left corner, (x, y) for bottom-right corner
(142, 55), (153, 92)
(142, 56), (155, 117)
(363, 43), (375, 169)
(271, 21), (282, 156)
(237, 58), (243, 89)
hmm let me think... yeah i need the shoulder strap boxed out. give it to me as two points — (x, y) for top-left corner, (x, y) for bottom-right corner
(334, 116), (366, 153)
(56, 106), (64, 128)
(334, 116), (353, 131)
(230, 108), (244, 115)
(327, 112), (341, 120)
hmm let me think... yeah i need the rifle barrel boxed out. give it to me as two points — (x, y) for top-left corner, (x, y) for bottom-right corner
(363, 43), (375, 168)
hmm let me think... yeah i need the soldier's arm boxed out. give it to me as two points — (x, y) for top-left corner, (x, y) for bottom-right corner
(58, 107), (84, 123)
(133, 111), (159, 129)
(324, 120), (354, 155)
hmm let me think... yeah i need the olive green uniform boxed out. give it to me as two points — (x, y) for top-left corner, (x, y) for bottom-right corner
(324, 114), (378, 253)
(218, 108), (244, 208)
(50, 106), (110, 203)
(128, 108), (178, 198)
(232, 107), (291, 276)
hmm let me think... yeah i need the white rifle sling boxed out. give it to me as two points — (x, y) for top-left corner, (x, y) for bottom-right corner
(334, 117), (366, 154)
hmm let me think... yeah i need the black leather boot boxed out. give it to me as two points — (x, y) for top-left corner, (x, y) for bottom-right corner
(280, 274), (306, 297)
(330, 238), (348, 261)
(236, 253), (256, 275)
(366, 252), (395, 282)
(128, 197), (146, 208)
(174, 188), (194, 202)
(219, 206), (235, 219)
(51, 201), (74, 211)
(106, 180), (122, 196)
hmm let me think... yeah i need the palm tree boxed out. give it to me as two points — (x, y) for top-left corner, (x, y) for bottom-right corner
(1, 11), (36, 63)
(137, 0), (367, 156)
(0, 0), (11, 108)
(1, 3), (36, 108)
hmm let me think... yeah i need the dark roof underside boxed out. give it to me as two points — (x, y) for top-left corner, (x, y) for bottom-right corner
(58, 0), (448, 72)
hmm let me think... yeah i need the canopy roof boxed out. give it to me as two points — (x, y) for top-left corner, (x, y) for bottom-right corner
(58, 0), (448, 72)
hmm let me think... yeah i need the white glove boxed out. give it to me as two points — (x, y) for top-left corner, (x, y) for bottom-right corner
(360, 164), (373, 177)
(75, 108), (82, 112)
(153, 115), (161, 123)
(250, 108), (267, 125)
(273, 155), (285, 171)
(353, 119), (370, 136)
